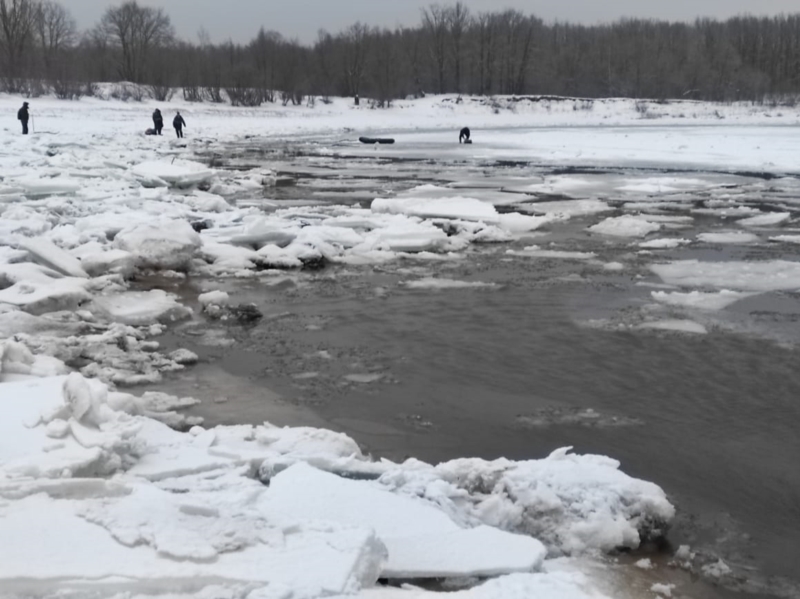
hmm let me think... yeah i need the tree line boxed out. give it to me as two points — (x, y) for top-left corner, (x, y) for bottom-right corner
(1, 0), (799, 105)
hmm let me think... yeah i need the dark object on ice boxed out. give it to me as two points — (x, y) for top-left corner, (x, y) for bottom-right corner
(145, 128), (156, 136)
(359, 137), (395, 145)
(173, 111), (186, 138)
(18, 102), (29, 135)
(227, 303), (263, 324)
(206, 303), (264, 324)
(152, 108), (164, 135)
(300, 255), (327, 271)
(355, 94), (360, 106)
(459, 127), (471, 144)
(190, 219), (211, 233)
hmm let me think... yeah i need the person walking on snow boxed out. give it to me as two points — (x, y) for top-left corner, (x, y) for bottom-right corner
(152, 108), (164, 135)
(18, 102), (30, 135)
(173, 111), (186, 138)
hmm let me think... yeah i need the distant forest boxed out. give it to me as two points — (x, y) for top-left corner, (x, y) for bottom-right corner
(2, 0), (800, 105)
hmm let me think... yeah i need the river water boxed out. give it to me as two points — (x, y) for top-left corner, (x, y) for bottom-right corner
(149, 136), (800, 599)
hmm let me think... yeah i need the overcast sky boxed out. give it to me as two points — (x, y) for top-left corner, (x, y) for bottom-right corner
(70, 0), (798, 44)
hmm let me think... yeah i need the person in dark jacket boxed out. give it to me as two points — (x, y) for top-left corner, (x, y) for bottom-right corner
(18, 102), (29, 135)
(152, 108), (164, 135)
(173, 111), (186, 138)
(459, 127), (471, 144)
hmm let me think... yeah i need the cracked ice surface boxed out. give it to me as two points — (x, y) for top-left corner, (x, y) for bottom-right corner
(0, 374), (674, 598)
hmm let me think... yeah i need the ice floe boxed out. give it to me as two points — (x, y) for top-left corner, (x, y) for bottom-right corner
(589, 215), (662, 238)
(696, 231), (760, 244)
(115, 220), (203, 271)
(637, 320), (708, 335)
(652, 260), (800, 292)
(651, 290), (753, 311)
(737, 212), (791, 228)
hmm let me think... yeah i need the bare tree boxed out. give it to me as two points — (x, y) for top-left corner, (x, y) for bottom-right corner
(35, 0), (74, 72)
(0, 0), (39, 85)
(422, 4), (448, 93)
(475, 12), (496, 94)
(446, 2), (470, 93)
(98, 0), (174, 83)
(250, 27), (281, 102)
(340, 22), (369, 98)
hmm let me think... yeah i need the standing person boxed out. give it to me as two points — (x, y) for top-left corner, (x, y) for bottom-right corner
(18, 102), (30, 135)
(152, 108), (164, 135)
(173, 111), (186, 138)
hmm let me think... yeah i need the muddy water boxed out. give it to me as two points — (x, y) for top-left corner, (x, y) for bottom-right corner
(150, 144), (800, 597)
(149, 243), (800, 598)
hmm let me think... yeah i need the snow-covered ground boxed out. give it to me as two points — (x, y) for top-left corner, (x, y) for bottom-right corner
(2, 90), (800, 598)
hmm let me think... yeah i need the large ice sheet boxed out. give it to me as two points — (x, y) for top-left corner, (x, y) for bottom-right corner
(697, 231), (759, 244)
(0, 372), (676, 598)
(261, 463), (546, 579)
(0, 493), (384, 597)
(737, 212), (791, 227)
(0, 277), (90, 314)
(20, 237), (89, 278)
(132, 160), (215, 189)
(372, 197), (501, 224)
(589, 215), (662, 238)
(652, 260), (800, 292)
(91, 290), (192, 326)
(350, 571), (614, 599)
(520, 199), (613, 217)
(114, 220), (202, 271)
(652, 290), (753, 310)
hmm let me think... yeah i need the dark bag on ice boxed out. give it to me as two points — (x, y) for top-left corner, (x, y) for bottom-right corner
(145, 128), (156, 136)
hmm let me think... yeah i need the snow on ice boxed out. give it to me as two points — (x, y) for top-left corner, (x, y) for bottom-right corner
(589, 215), (662, 238)
(651, 290), (753, 311)
(0, 375), (673, 598)
(696, 231), (760, 244)
(651, 260), (800, 292)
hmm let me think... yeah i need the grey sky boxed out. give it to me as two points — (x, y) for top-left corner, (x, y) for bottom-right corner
(71, 0), (798, 44)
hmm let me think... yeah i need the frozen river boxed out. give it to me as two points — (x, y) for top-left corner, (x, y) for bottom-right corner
(4, 93), (800, 599)
(147, 130), (800, 599)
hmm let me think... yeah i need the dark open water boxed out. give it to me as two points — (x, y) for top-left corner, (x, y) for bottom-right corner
(146, 141), (800, 598)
